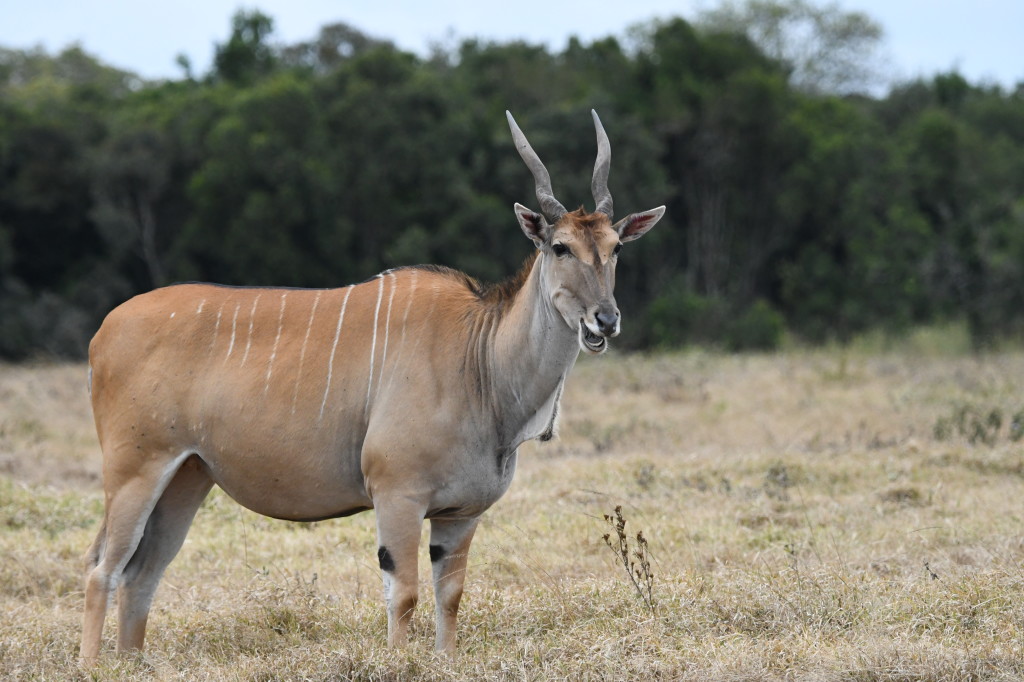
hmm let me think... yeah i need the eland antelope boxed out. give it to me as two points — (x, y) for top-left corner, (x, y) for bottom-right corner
(79, 110), (665, 663)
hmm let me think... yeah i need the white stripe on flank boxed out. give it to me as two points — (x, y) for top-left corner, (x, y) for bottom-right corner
(226, 303), (241, 359)
(402, 271), (417, 330)
(404, 279), (437, 362)
(320, 287), (353, 420)
(292, 291), (322, 414)
(365, 275), (385, 413)
(385, 270), (418, 392)
(210, 303), (224, 352)
(197, 300), (206, 315)
(240, 294), (262, 367)
(264, 292), (288, 395)
(376, 273), (397, 393)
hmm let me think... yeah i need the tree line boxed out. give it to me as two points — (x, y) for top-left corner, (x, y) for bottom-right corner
(1, 6), (1023, 359)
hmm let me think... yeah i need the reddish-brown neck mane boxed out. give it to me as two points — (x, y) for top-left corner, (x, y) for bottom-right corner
(395, 250), (540, 315)
(473, 251), (539, 310)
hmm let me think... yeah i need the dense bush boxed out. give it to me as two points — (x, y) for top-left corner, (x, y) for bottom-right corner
(1, 8), (1022, 358)
(724, 300), (785, 351)
(646, 292), (784, 351)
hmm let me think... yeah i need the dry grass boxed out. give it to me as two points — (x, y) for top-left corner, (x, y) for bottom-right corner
(3, 348), (1024, 680)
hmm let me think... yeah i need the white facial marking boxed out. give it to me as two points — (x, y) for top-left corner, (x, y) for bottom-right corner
(365, 275), (385, 413)
(320, 287), (352, 420)
(240, 294), (261, 367)
(227, 303), (240, 359)
(292, 291), (322, 414)
(264, 292), (288, 395)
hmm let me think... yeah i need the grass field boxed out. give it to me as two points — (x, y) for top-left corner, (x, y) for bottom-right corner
(2, 348), (1024, 680)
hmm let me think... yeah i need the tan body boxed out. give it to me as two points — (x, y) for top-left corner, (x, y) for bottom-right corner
(92, 270), (555, 522)
(80, 111), (664, 663)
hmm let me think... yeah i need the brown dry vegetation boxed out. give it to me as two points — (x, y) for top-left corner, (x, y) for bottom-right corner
(2, 346), (1024, 680)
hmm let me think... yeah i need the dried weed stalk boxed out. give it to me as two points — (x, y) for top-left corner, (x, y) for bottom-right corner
(602, 505), (656, 613)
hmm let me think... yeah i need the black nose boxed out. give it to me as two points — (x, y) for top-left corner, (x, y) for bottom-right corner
(595, 309), (619, 335)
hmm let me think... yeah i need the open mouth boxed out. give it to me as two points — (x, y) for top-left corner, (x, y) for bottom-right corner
(578, 320), (608, 354)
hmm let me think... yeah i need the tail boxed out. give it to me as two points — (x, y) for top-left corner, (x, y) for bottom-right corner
(82, 515), (107, 579)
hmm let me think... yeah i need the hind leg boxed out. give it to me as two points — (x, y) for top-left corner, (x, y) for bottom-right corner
(80, 452), (193, 665)
(117, 455), (213, 652)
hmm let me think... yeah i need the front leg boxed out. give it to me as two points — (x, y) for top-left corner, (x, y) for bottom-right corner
(374, 497), (426, 647)
(429, 517), (479, 654)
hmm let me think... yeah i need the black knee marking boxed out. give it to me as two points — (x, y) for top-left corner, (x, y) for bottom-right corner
(429, 544), (446, 563)
(377, 546), (395, 572)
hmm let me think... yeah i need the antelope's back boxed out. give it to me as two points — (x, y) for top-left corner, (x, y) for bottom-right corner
(88, 274), (484, 464)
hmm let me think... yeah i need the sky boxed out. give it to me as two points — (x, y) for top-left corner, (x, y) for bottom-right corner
(1, 0), (1022, 91)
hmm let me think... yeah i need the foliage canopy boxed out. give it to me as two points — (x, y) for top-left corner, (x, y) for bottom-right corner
(1, 6), (1023, 358)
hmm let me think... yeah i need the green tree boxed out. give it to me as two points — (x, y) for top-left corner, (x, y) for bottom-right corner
(776, 97), (929, 341)
(280, 22), (392, 74)
(699, 0), (885, 94)
(184, 73), (333, 285)
(90, 125), (171, 287)
(4, 8), (1024, 358)
(213, 10), (277, 85)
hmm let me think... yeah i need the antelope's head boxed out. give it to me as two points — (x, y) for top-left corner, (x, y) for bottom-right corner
(507, 110), (665, 355)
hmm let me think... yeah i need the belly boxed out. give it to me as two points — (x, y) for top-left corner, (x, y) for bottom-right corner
(197, 434), (371, 521)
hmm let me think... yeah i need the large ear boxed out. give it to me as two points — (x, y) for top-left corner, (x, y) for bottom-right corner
(514, 202), (552, 248)
(612, 206), (665, 243)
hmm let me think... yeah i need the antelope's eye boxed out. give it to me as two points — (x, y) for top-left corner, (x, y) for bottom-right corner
(552, 243), (570, 258)
(613, 243), (622, 256)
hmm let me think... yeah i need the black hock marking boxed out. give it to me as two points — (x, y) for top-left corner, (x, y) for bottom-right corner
(429, 545), (446, 563)
(377, 546), (395, 572)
